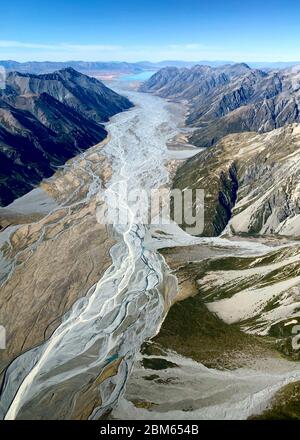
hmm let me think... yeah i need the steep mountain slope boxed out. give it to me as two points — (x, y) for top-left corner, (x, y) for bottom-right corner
(173, 123), (300, 237)
(141, 64), (300, 148)
(0, 68), (132, 205)
(4, 68), (132, 123)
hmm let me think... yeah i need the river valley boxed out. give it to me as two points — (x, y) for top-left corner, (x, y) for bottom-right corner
(0, 81), (299, 420)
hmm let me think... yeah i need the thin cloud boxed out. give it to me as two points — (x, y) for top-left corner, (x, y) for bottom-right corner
(63, 44), (123, 51)
(0, 40), (55, 49)
(0, 40), (122, 51)
(168, 43), (208, 50)
(2, 40), (296, 63)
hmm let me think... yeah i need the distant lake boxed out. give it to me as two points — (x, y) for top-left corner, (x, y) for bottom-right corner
(120, 71), (155, 82)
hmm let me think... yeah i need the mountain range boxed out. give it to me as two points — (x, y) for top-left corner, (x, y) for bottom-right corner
(2, 60), (300, 76)
(0, 60), (146, 75)
(141, 63), (300, 148)
(142, 63), (300, 239)
(0, 67), (132, 205)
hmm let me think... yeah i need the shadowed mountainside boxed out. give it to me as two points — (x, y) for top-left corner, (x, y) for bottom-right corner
(172, 123), (300, 237)
(0, 68), (132, 205)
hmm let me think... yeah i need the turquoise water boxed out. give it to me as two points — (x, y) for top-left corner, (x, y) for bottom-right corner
(120, 71), (155, 82)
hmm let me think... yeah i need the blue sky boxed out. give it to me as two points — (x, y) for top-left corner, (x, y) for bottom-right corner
(1, 0), (300, 62)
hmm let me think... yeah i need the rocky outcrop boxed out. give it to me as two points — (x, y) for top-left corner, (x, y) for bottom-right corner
(0, 68), (132, 205)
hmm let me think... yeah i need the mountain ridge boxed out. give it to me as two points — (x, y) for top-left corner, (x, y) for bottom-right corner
(2, 60), (300, 75)
(0, 68), (133, 206)
(141, 63), (300, 148)
(172, 123), (300, 237)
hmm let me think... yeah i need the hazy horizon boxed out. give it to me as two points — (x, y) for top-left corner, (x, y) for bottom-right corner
(2, 59), (300, 67)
